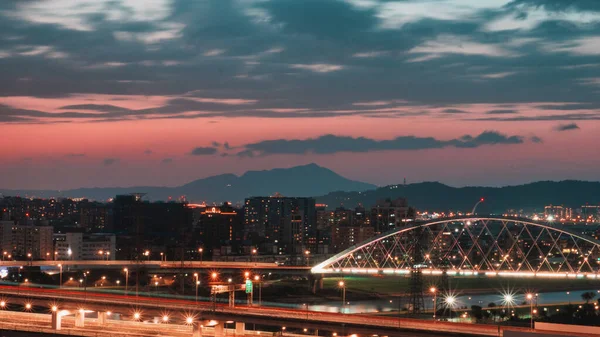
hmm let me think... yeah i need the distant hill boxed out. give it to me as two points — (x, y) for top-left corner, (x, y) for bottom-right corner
(315, 180), (600, 213)
(0, 164), (376, 203)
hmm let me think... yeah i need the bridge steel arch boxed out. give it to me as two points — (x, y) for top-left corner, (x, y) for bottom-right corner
(312, 217), (600, 279)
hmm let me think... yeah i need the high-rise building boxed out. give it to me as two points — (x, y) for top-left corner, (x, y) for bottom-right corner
(370, 198), (409, 234)
(191, 202), (243, 256)
(80, 201), (113, 232)
(244, 195), (316, 254)
(0, 221), (53, 260)
(54, 232), (116, 260)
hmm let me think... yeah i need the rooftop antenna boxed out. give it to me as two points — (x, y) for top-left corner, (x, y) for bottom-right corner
(471, 198), (484, 215)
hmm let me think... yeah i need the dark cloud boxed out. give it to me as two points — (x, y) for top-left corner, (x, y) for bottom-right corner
(508, 0), (600, 12)
(554, 123), (580, 131)
(65, 153), (86, 158)
(443, 109), (468, 114)
(143, 149), (153, 155)
(531, 136), (544, 143)
(212, 141), (221, 147)
(223, 142), (231, 150)
(238, 131), (527, 156)
(536, 103), (600, 110)
(190, 147), (218, 156)
(475, 113), (600, 121)
(103, 158), (119, 166)
(161, 158), (174, 164)
(486, 109), (519, 115)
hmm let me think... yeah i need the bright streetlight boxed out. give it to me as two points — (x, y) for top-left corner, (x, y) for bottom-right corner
(198, 248), (203, 263)
(338, 281), (346, 313)
(430, 287), (437, 319)
(254, 275), (262, 306)
(123, 268), (129, 294)
(526, 293), (534, 329)
(304, 250), (310, 266)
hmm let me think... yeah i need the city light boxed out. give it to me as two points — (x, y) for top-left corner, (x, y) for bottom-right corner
(25, 303), (32, 310)
(444, 295), (456, 308)
(133, 312), (141, 320)
(0, 301), (5, 308)
(163, 315), (169, 322)
(107, 311), (112, 316)
(52, 305), (58, 312)
(211, 272), (218, 279)
(186, 316), (194, 325)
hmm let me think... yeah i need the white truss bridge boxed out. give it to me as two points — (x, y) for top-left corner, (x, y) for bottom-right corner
(312, 216), (600, 279)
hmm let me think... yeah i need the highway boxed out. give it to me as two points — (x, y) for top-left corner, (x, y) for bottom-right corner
(0, 285), (547, 337)
(0, 260), (310, 271)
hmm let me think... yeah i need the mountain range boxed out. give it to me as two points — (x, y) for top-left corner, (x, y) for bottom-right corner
(0, 164), (376, 203)
(1, 164), (599, 212)
(316, 180), (600, 212)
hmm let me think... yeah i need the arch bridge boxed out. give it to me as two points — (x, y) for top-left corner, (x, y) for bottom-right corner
(312, 216), (600, 279)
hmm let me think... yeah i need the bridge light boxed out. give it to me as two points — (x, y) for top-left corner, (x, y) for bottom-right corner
(0, 301), (5, 308)
(186, 316), (194, 325)
(211, 272), (218, 280)
(163, 315), (169, 322)
(133, 312), (141, 320)
(52, 305), (58, 312)
(106, 311), (112, 316)
(25, 303), (32, 310)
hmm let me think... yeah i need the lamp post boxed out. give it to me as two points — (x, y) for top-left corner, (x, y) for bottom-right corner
(123, 268), (129, 295)
(194, 273), (199, 303)
(2, 251), (6, 261)
(526, 293), (534, 329)
(58, 264), (62, 288)
(27, 253), (32, 266)
(339, 281), (346, 313)
(254, 275), (262, 306)
(430, 287), (437, 320)
(198, 248), (203, 263)
(251, 249), (257, 263)
(304, 250), (310, 266)
(502, 294), (514, 322)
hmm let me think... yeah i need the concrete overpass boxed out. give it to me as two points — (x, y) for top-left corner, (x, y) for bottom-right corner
(0, 285), (552, 337)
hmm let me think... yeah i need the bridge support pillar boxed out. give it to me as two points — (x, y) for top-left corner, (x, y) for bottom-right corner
(310, 274), (323, 294)
(314, 329), (318, 336)
(192, 322), (203, 337)
(51, 311), (62, 330)
(214, 322), (225, 337)
(229, 286), (235, 307)
(75, 310), (85, 327)
(98, 311), (107, 325)
(235, 322), (245, 336)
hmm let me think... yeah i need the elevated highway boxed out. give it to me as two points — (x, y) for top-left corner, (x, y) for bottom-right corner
(0, 285), (546, 337)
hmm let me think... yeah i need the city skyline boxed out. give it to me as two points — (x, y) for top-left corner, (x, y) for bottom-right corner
(2, 0), (600, 190)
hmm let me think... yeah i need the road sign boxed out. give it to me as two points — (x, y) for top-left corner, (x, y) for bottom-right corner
(245, 280), (253, 294)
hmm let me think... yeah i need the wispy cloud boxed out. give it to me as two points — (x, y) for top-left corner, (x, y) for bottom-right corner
(290, 64), (344, 73)
(190, 147), (218, 156)
(103, 158), (119, 166)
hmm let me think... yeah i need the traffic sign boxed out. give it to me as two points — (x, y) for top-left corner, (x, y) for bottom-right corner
(245, 279), (253, 294)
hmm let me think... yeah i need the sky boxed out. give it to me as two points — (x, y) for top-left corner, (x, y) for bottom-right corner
(1, 0), (600, 190)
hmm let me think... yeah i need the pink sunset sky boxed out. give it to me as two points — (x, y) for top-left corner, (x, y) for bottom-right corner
(1, 0), (600, 189)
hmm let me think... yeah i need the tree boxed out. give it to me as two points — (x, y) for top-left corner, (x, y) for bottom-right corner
(471, 305), (483, 321)
(581, 291), (596, 304)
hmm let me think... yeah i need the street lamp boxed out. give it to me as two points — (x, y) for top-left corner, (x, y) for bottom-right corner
(145, 250), (150, 261)
(304, 250), (310, 266)
(198, 248), (203, 263)
(27, 253), (32, 266)
(444, 295), (456, 320)
(196, 280), (201, 302)
(339, 281), (346, 313)
(526, 293), (534, 329)
(430, 287), (437, 319)
(502, 294), (515, 321)
(58, 264), (63, 288)
(123, 268), (129, 295)
(251, 249), (257, 263)
(254, 275), (262, 306)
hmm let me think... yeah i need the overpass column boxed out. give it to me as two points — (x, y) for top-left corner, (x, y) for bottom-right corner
(192, 322), (203, 337)
(51, 311), (62, 330)
(235, 322), (245, 336)
(75, 310), (85, 327)
(214, 322), (225, 337)
(98, 311), (107, 325)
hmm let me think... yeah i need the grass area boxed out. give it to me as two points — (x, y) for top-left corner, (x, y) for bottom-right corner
(322, 275), (600, 295)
